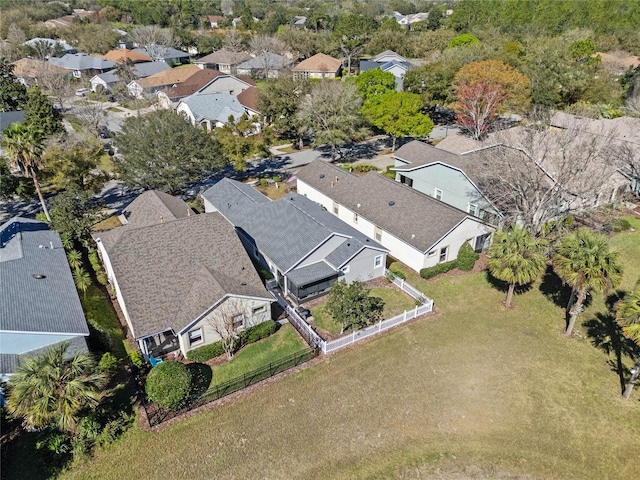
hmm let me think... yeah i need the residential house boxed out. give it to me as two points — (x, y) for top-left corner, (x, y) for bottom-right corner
(0, 111), (25, 133)
(236, 86), (261, 116)
(157, 69), (254, 108)
(49, 52), (116, 78)
(11, 58), (68, 86)
(176, 93), (248, 130)
(296, 160), (495, 273)
(127, 64), (200, 97)
(392, 140), (503, 226)
(43, 9), (97, 28)
(390, 11), (429, 27)
(207, 15), (225, 28)
(100, 48), (153, 64)
(293, 53), (342, 79)
(24, 37), (76, 55)
(236, 52), (293, 78)
(0, 217), (90, 380)
(132, 46), (190, 65)
(202, 179), (389, 304)
(94, 191), (273, 359)
(194, 49), (252, 74)
(359, 50), (419, 90)
(90, 61), (170, 92)
(292, 16), (307, 28)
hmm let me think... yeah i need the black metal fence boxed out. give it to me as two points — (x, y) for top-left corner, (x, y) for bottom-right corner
(141, 347), (317, 427)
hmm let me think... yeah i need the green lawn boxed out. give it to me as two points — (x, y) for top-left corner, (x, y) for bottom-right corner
(209, 324), (307, 387)
(18, 225), (640, 480)
(312, 285), (416, 334)
(81, 283), (126, 359)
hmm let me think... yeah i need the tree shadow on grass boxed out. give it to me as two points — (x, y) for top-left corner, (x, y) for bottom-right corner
(584, 292), (638, 394)
(484, 270), (534, 295)
(539, 265), (574, 309)
(186, 363), (212, 398)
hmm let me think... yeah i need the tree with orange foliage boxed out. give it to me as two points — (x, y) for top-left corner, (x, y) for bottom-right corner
(453, 60), (531, 114)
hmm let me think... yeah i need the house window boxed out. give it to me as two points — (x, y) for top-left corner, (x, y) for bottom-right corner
(188, 328), (203, 346)
(434, 188), (443, 201)
(353, 212), (358, 223)
(374, 226), (382, 242)
(400, 175), (413, 187)
(427, 250), (436, 257)
(252, 305), (266, 315)
(374, 255), (383, 268)
(341, 265), (350, 274)
(439, 246), (448, 263)
(468, 203), (478, 216)
(333, 201), (339, 214)
(232, 314), (244, 330)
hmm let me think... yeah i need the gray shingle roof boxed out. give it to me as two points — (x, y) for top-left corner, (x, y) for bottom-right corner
(287, 261), (337, 286)
(296, 160), (473, 252)
(101, 211), (270, 338)
(133, 61), (172, 78)
(196, 49), (252, 65)
(237, 52), (292, 70)
(178, 93), (245, 123)
(0, 217), (89, 335)
(49, 53), (116, 71)
(0, 110), (24, 132)
(202, 179), (386, 273)
(0, 335), (88, 376)
(132, 47), (190, 61)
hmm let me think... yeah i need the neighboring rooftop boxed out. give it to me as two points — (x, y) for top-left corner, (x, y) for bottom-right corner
(12, 58), (67, 78)
(237, 52), (292, 70)
(162, 68), (227, 99)
(101, 211), (269, 338)
(101, 48), (152, 63)
(0, 217), (89, 336)
(132, 46), (190, 61)
(178, 92), (245, 124)
(49, 52), (116, 71)
(296, 160), (475, 253)
(293, 53), (342, 73)
(202, 179), (386, 273)
(135, 64), (200, 89)
(195, 49), (252, 65)
(0, 110), (25, 132)
(236, 86), (260, 112)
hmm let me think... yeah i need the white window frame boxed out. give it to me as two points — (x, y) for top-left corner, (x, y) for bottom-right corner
(374, 255), (383, 268)
(333, 201), (339, 214)
(353, 212), (358, 223)
(374, 226), (382, 242)
(434, 188), (443, 201)
(252, 305), (266, 315)
(188, 328), (203, 346)
(427, 250), (436, 257)
(439, 246), (448, 263)
(232, 314), (244, 330)
(468, 203), (478, 216)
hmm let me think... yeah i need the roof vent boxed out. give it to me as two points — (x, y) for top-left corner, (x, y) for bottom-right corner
(357, 203), (361, 208)
(32, 274), (46, 279)
(388, 200), (395, 206)
(319, 174), (325, 178)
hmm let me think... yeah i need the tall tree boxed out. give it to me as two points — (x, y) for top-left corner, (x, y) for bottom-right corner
(211, 114), (271, 171)
(0, 60), (28, 112)
(258, 73), (310, 140)
(49, 187), (105, 247)
(352, 69), (396, 104)
(486, 225), (547, 308)
(6, 342), (107, 433)
(454, 82), (507, 140)
(326, 280), (385, 334)
(24, 86), (63, 138)
(552, 228), (623, 337)
(116, 110), (227, 193)
(453, 60), (531, 114)
(333, 14), (376, 74)
(616, 281), (640, 399)
(41, 141), (107, 192)
(1, 123), (50, 221)
(361, 91), (434, 151)
(296, 81), (367, 160)
(127, 25), (177, 60)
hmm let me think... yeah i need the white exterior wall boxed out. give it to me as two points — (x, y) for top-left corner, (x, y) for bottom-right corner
(340, 247), (386, 282)
(423, 217), (494, 269)
(175, 103), (196, 126)
(178, 296), (272, 356)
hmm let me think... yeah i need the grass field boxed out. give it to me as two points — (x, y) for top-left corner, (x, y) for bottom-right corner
(209, 324), (307, 386)
(312, 286), (417, 334)
(14, 219), (640, 480)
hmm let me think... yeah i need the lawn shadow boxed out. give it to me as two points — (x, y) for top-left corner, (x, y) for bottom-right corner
(584, 291), (638, 394)
(0, 428), (67, 480)
(484, 270), (533, 295)
(186, 363), (213, 398)
(539, 265), (574, 309)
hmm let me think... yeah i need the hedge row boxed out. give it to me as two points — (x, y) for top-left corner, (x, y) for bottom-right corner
(420, 260), (458, 280)
(187, 319), (278, 362)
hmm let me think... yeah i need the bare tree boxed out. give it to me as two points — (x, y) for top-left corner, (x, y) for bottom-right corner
(3, 25), (27, 62)
(208, 298), (250, 360)
(127, 25), (177, 61)
(38, 65), (75, 111)
(250, 34), (287, 78)
(454, 82), (507, 140)
(223, 29), (247, 52)
(475, 121), (623, 233)
(74, 100), (107, 137)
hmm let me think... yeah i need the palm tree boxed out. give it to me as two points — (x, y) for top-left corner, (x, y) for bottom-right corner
(1, 122), (50, 221)
(73, 267), (91, 298)
(617, 281), (640, 399)
(66, 250), (82, 270)
(553, 228), (623, 337)
(6, 342), (107, 433)
(487, 225), (547, 308)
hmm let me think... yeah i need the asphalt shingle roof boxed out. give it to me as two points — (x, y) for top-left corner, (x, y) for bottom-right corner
(196, 49), (252, 65)
(101, 211), (270, 339)
(179, 93), (245, 123)
(49, 53), (116, 71)
(237, 52), (292, 70)
(296, 160), (473, 252)
(202, 179), (385, 274)
(0, 217), (89, 335)
(286, 261), (337, 286)
(293, 53), (342, 73)
(0, 335), (89, 376)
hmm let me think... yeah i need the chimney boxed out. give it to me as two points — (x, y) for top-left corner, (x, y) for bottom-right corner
(160, 215), (164, 223)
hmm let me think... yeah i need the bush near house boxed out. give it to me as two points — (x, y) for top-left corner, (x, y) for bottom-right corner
(187, 320), (278, 363)
(456, 243), (479, 271)
(420, 260), (458, 279)
(145, 361), (192, 410)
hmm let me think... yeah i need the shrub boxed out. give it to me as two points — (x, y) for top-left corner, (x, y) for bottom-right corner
(96, 270), (108, 285)
(420, 260), (458, 280)
(353, 164), (378, 173)
(187, 340), (226, 362)
(145, 361), (192, 410)
(388, 264), (406, 280)
(98, 352), (119, 373)
(456, 242), (479, 271)
(240, 319), (278, 346)
(383, 166), (396, 179)
(272, 175), (281, 182)
(259, 178), (268, 186)
(123, 341), (144, 368)
(608, 217), (631, 232)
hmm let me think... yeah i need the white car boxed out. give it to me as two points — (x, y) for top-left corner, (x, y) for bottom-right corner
(75, 88), (91, 97)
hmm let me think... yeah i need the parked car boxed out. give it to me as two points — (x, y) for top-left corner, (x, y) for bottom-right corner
(98, 126), (112, 139)
(75, 88), (91, 97)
